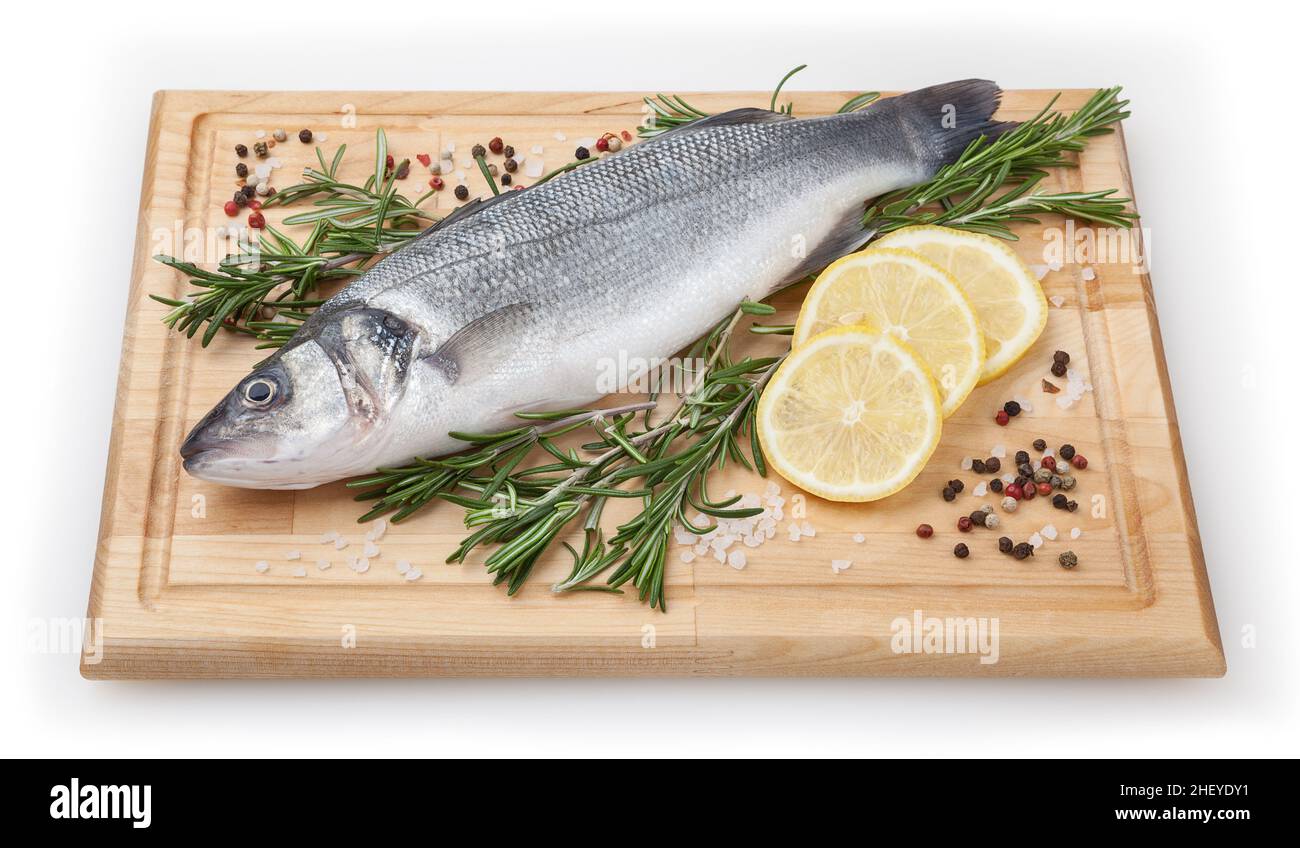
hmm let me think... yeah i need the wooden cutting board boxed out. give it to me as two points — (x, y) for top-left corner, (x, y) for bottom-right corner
(83, 89), (1224, 678)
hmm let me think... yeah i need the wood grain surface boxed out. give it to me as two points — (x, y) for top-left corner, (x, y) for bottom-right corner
(82, 89), (1224, 677)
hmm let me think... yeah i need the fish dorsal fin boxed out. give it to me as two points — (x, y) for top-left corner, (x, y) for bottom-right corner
(656, 107), (792, 137)
(418, 191), (517, 237)
(422, 302), (536, 384)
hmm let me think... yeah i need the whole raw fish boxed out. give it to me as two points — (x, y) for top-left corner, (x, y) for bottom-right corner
(182, 80), (1004, 488)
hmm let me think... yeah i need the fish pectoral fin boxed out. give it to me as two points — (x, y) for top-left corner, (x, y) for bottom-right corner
(422, 302), (538, 384)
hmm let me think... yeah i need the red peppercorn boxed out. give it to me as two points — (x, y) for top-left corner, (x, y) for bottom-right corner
(916, 523), (934, 539)
(995, 410), (1010, 426)
(1071, 455), (1088, 470)
(429, 176), (444, 190)
(595, 136), (610, 152)
(247, 211), (266, 229)
(1041, 455), (1056, 471)
(416, 153), (431, 168)
(223, 200), (239, 217)
(957, 516), (973, 532)
(247, 200), (262, 211)
(1037, 482), (1052, 496)
(1022, 482), (1036, 501)
(1005, 483), (1023, 500)
(488, 137), (504, 155)
(621, 130), (632, 141)
(513, 185), (525, 190)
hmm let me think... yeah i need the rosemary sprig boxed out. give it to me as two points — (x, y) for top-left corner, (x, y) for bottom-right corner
(862, 87), (1136, 239)
(150, 130), (436, 346)
(640, 64), (878, 137)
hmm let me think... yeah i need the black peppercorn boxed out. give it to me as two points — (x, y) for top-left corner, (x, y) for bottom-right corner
(998, 536), (1014, 554)
(947, 479), (964, 494)
(471, 143), (487, 158)
(236, 162), (248, 178)
(1014, 476), (1029, 488)
(942, 486), (957, 502)
(1058, 444), (1076, 461)
(1018, 462), (1034, 478)
(1066, 500), (1079, 512)
(984, 457), (1001, 474)
(1051, 360), (1067, 378)
(953, 543), (970, 559)
(969, 510), (988, 527)
(1012, 542), (1034, 560)
(253, 141), (269, 158)
(989, 479), (1003, 494)
(501, 173), (513, 186)
(454, 184), (469, 201)
(972, 459), (986, 474)
(1003, 400), (1021, 417)
(1053, 350), (1070, 366)
(1052, 493), (1068, 509)
(240, 184), (256, 199)
(233, 190), (247, 207)
(298, 129), (313, 143)
(575, 146), (590, 160)
(1032, 439), (1047, 452)
(1015, 450), (1030, 465)
(1059, 551), (1079, 569)
(235, 144), (248, 158)
(503, 145), (515, 158)
(504, 157), (518, 173)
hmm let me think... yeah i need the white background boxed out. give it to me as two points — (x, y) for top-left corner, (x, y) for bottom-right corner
(2, 0), (1295, 758)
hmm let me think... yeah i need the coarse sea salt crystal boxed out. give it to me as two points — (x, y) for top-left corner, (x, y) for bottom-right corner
(831, 559), (852, 574)
(1071, 527), (1082, 539)
(286, 549), (301, 560)
(531, 144), (544, 155)
(334, 538), (349, 550)
(961, 456), (974, 470)
(268, 156), (282, 169)
(1041, 524), (1059, 541)
(1029, 264), (1049, 280)
(1081, 266), (1096, 281)
(292, 566), (307, 578)
(1049, 295), (1065, 308)
(255, 129), (266, 139)
(396, 560), (411, 575)
(404, 568), (423, 582)
(1048, 260), (1063, 272)
(1028, 532), (1044, 549)
(254, 561), (270, 573)
(315, 132), (328, 142)
(367, 519), (387, 541)
(1014, 395), (1033, 414)
(801, 522), (816, 537)
(316, 559), (331, 571)
(972, 481), (987, 497)
(352, 558), (371, 574)
(363, 541), (380, 558)
(255, 164), (272, 179)
(554, 132), (567, 141)
(788, 526), (802, 542)
(765, 481), (781, 497)
(1002, 473), (1015, 484)
(853, 532), (866, 544)
(990, 444), (1006, 459)
(727, 550), (747, 570)
(713, 548), (726, 564)
(680, 550), (696, 563)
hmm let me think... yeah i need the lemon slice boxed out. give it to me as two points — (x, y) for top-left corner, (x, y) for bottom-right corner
(757, 326), (942, 502)
(793, 248), (983, 417)
(873, 225), (1047, 384)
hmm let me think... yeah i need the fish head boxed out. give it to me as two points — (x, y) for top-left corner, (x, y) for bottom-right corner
(180, 306), (420, 489)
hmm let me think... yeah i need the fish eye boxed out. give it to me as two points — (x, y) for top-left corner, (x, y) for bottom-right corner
(242, 377), (277, 406)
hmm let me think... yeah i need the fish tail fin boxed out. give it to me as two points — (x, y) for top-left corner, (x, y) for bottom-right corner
(884, 79), (1013, 169)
